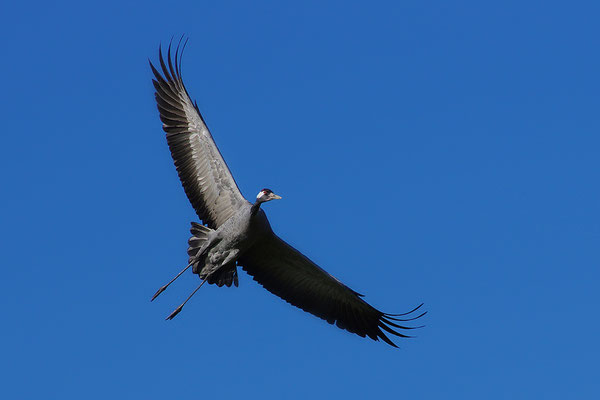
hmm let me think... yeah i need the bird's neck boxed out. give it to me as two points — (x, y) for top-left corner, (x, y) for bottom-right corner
(251, 201), (263, 216)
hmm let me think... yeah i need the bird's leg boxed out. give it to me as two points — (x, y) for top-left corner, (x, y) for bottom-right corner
(151, 260), (194, 301)
(165, 276), (209, 320)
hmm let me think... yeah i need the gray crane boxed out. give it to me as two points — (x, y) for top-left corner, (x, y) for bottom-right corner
(150, 41), (425, 347)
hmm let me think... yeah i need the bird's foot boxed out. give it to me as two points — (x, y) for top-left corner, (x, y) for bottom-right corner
(165, 305), (183, 320)
(151, 285), (167, 302)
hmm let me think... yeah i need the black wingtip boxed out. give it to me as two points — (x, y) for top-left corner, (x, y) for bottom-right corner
(371, 303), (427, 347)
(385, 310), (428, 322)
(376, 327), (400, 348)
(178, 36), (189, 77)
(386, 303), (425, 317)
(158, 44), (173, 83)
(167, 40), (177, 84)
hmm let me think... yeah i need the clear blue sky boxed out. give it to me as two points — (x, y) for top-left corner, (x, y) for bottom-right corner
(1, 1), (598, 398)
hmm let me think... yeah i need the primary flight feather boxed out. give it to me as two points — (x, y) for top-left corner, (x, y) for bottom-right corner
(150, 40), (425, 347)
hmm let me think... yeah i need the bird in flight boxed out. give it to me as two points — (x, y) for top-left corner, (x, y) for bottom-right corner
(149, 40), (425, 347)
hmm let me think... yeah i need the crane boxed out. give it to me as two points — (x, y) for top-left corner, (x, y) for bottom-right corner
(149, 40), (425, 347)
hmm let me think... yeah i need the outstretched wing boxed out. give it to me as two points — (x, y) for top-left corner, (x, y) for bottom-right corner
(150, 42), (246, 229)
(238, 233), (425, 347)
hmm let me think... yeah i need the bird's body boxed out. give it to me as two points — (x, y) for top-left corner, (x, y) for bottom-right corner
(188, 201), (271, 285)
(150, 40), (425, 347)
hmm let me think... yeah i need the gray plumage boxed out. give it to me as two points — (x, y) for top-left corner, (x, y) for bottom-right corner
(150, 41), (425, 347)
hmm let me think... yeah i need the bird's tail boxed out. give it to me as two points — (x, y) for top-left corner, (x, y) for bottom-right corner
(187, 222), (239, 287)
(187, 222), (214, 274)
(207, 262), (239, 287)
(187, 222), (213, 251)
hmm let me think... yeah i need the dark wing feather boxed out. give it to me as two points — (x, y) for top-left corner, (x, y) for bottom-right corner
(238, 233), (425, 347)
(150, 41), (245, 229)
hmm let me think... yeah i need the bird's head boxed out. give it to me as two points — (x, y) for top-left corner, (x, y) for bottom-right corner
(256, 188), (282, 203)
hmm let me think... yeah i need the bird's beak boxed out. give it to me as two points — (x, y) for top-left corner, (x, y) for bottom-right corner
(272, 194), (282, 200)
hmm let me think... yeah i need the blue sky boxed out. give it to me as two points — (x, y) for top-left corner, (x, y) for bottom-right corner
(1, 1), (598, 398)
